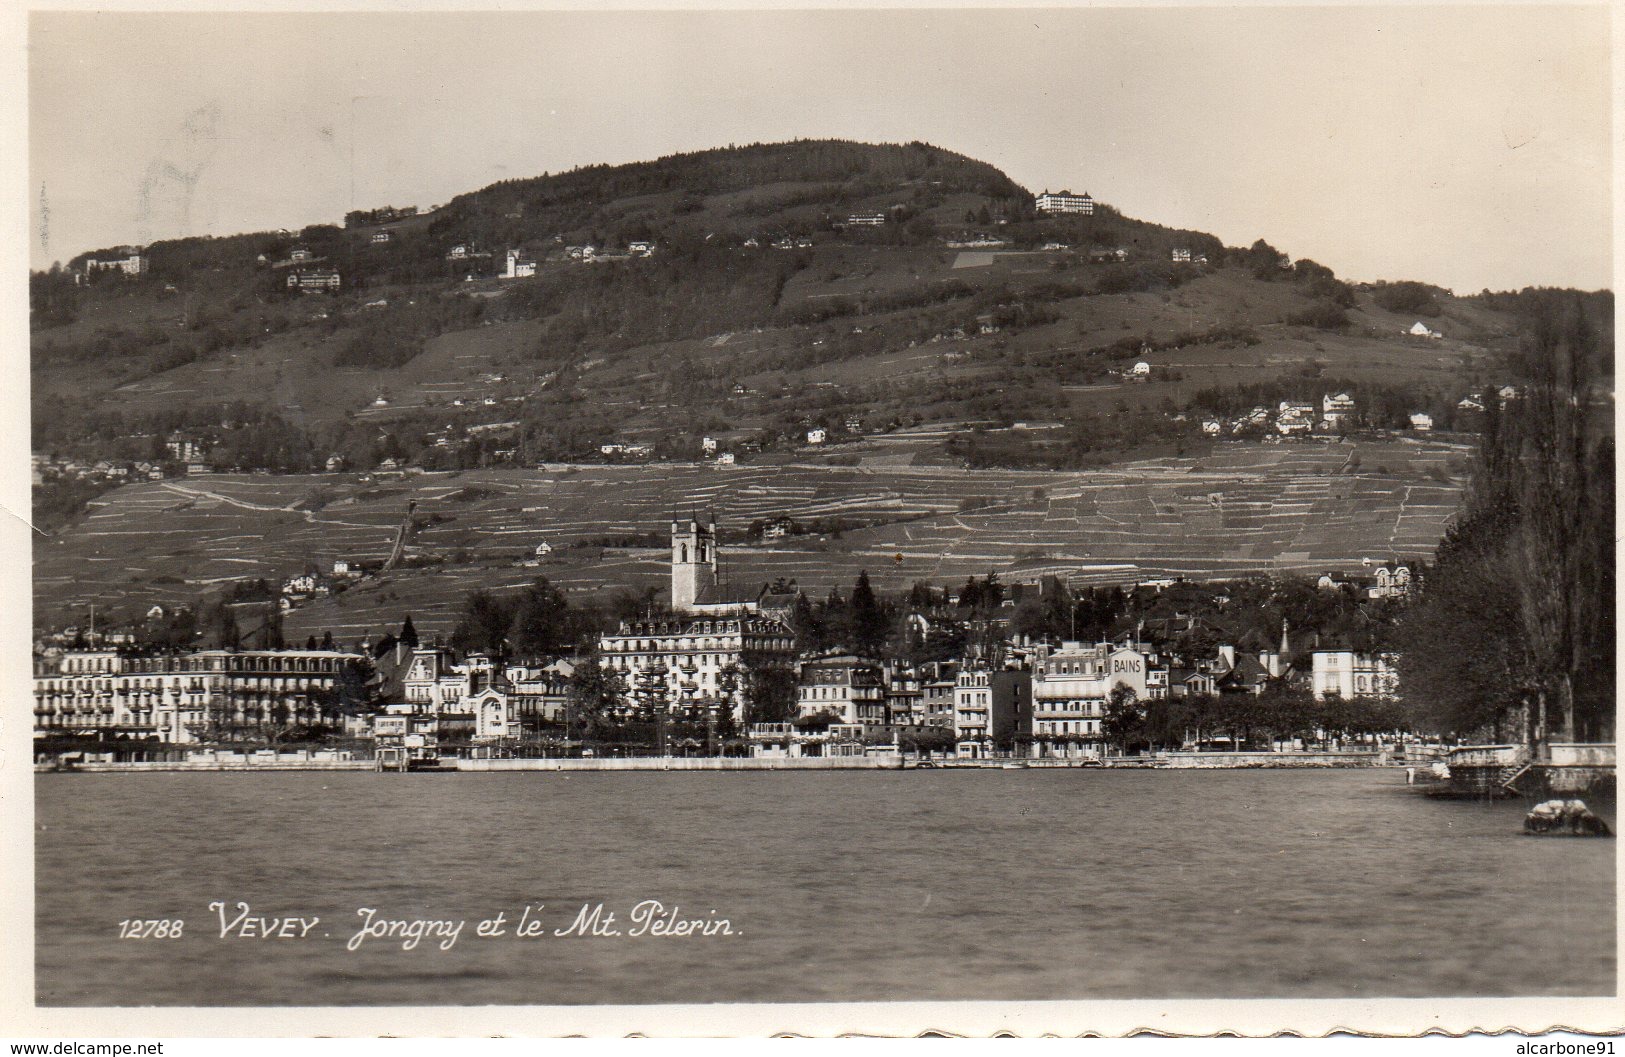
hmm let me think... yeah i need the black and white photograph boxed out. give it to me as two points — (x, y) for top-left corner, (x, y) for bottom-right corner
(9, 1), (1618, 1039)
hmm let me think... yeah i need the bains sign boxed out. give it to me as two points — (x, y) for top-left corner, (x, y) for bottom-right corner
(1108, 648), (1147, 698)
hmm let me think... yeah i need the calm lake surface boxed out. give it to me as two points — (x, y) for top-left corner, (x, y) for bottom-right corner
(35, 770), (1615, 1005)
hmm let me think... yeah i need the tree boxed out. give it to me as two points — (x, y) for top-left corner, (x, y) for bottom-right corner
(850, 570), (888, 657)
(1255, 681), (1316, 747)
(1103, 686), (1144, 755)
(398, 614), (420, 650)
(507, 578), (576, 658)
(741, 660), (798, 726)
(1396, 293), (1614, 744)
(566, 656), (624, 741)
(450, 589), (511, 657)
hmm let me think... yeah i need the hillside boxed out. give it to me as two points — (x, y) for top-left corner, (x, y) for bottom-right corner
(30, 138), (1611, 634)
(33, 436), (1473, 637)
(34, 139), (1550, 473)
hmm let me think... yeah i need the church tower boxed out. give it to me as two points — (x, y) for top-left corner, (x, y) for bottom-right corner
(671, 517), (719, 612)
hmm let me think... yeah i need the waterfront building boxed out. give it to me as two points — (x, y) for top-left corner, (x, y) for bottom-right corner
(597, 615), (797, 724)
(1029, 641), (1148, 758)
(1309, 649), (1398, 700)
(33, 649), (370, 745)
(953, 667), (1032, 758)
(797, 652), (886, 727)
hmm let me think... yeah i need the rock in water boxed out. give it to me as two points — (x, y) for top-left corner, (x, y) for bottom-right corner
(1525, 798), (1613, 836)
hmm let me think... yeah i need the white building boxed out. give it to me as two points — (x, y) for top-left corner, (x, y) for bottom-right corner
(599, 615), (797, 725)
(1367, 562), (1414, 600)
(1309, 649), (1398, 700)
(80, 247), (147, 278)
(1409, 412), (1433, 432)
(1322, 392), (1357, 430)
(797, 653), (886, 727)
(1029, 642), (1148, 758)
(953, 668), (993, 756)
(503, 249), (536, 279)
(846, 213), (887, 226)
(806, 428), (827, 445)
(1034, 190), (1095, 215)
(1171, 248), (1193, 263)
(1408, 321), (1442, 339)
(34, 649), (369, 746)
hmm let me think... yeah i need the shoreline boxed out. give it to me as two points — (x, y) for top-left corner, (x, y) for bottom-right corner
(39, 751), (1407, 774)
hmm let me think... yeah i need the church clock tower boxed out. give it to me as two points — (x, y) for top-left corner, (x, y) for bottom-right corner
(671, 517), (719, 612)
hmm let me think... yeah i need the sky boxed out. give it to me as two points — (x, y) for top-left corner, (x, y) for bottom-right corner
(25, 5), (1615, 293)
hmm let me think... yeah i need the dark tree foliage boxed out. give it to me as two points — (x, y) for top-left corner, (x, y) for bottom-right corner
(1396, 292), (1614, 741)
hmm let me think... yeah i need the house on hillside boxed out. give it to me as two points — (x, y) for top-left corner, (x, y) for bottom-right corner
(1129, 361), (1152, 376)
(371, 231), (392, 244)
(1321, 392), (1356, 431)
(1409, 412), (1433, 432)
(1408, 321), (1442, 339)
(806, 428), (827, 446)
(1035, 190), (1095, 215)
(325, 454), (346, 472)
(628, 241), (655, 257)
(846, 213), (887, 227)
(287, 270), (341, 292)
(1202, 419), (1223, 435)
(503, 249), (536, 279)
(1457, 393), (1486, 412)
(760, 516), (797, 540)
(1368, 561), (1414, 600)
(288, 247), (313, 262)
(1276, 401), (1315, 434)
(78, 247), (147, 279)
(1171, 248), (1193, 263)
(715, 452), (736, 466)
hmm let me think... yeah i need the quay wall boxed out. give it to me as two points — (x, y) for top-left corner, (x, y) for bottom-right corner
(1157, 751), (1383, 769)
(38, 759), (376, 773)
(455, 756), (905, 771)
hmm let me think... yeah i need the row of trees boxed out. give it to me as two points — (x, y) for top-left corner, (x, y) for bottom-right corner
(1100, 685), (1407, 755)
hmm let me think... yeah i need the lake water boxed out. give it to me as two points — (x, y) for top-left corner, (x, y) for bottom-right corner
(35, 770), (1615, 1005)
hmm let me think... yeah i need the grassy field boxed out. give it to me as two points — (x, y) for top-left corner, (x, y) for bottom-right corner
(36, 437), (1470, 641)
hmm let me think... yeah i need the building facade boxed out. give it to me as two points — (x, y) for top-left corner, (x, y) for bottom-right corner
(1029, 642), (1149, 757)
(1034, 191), (1095, 215)
(1309, 649), (1399, 700)
(34, 649), (369, 745)
(598, 615), (797, 724)
(797, 653), (886, 726)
